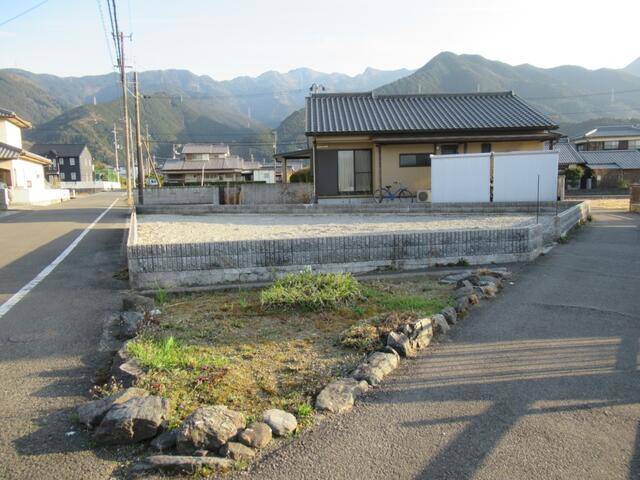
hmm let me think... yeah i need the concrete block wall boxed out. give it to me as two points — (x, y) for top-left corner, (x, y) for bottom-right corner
(127, 222), (543, 290)
(137, 186), (220, 205)
(235, 183), (313, 205)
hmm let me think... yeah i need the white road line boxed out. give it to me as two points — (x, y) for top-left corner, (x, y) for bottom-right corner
(0, 198), (120, 319)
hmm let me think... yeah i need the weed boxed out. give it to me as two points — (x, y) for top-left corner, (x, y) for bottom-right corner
(456, 258), (470, 266)
(260, 270), (362, 311)
(155, 286), (169, 305)
(68, 412), (80, 424)
(296, 402), (314, 419)
(558, 235), (569, 244)
(127, 336), (228, 371)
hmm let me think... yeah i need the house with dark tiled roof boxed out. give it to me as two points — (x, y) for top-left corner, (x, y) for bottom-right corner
(299, 91), (560, 200)
(30, 143), (94, 183)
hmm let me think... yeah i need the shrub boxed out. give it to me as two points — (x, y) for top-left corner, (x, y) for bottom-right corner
(127, 336), (228, 371)
(289, 167), (313, 183)
(565, 165), (584, 187)
(260, 271), (362, 311)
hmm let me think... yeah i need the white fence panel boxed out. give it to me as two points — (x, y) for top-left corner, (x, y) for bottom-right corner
(431, 153), (490, 203)
(493, 151), (558, 202)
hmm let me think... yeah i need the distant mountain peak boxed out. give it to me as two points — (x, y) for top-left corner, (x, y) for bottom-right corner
(624, 57), (640, 76)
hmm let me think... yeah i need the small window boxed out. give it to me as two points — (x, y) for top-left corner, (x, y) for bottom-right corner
(71, 172), (77, 180)
(604, 141), (618, 150)
(58, 158), (64, 165)
(60, 172), (65, 180)
(481, 143), (492, 153)
(69, 157), (76, 166)
(440, 144), (459, 154)
(399, 153), (431, 167)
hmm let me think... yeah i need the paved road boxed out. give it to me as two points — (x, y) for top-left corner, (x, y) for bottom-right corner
(240, 208), (640, 480)
(0, 193), (129, 479)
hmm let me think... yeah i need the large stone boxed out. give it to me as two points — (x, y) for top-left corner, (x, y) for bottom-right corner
(438, 271), (472, 284)
(93, 396), (169, 445)
(220, 442), (256, 462)
(77, 387), (148, 428)
(412, 323), (433, 350)
(387, 331), (416, 358)
(481, 283), (498, 297)
(432, 314), (450, 334)
(453, 285), (474, 299)
(176, 405), (246, 454)
(110, 345), (145, 388)
(468, 293), (480, 305)
(441, 306), (458, 325)
(238, 422), (272, 449)
(478, 275), (502, 289)
(455, 296), (470, 314)
(131, 455), (233, 476)
(315, 378), (369, 414)
(122, 293), (155, 313)
(262, 409), (298, 436)
(455, 279), (474, 289)
(150, 428), (178, 452)
(351, 351), (399, 386)
(114, 311), (144, 340)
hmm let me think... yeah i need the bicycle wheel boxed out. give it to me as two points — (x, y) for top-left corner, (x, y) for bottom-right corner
(373, 188), (386, 203)
(396, 188), (414, 202)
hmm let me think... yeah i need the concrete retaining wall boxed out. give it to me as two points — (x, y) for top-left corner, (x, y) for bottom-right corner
(236, 183), (313, 205)
(137, 186), (221, 205)
(542, 201), (590, 243)
(127, 221), (543, 289)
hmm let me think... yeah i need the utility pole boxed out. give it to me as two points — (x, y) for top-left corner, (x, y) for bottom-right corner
(133, 71), (145, 204)
(112, 123), (120, 181)
(118, 31), (133, 205)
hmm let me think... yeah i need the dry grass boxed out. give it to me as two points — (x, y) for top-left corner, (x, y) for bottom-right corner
(130, 275), (451, 427)
(587, 198), (630, 210)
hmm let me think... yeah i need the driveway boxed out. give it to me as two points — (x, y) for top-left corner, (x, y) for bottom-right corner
(0, 193), (129, 479)
(239, 208), (640, 479)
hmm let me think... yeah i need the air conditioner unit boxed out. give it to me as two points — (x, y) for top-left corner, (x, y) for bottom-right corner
(416, 189), (431, 203)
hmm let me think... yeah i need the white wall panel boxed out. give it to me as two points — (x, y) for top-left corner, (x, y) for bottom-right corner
(493, 151), (558, 202)
(431, 153), (490, 203)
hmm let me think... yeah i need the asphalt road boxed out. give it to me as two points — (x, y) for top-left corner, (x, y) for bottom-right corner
(0, 193), (130, 479)
(238, 208), (640, 480)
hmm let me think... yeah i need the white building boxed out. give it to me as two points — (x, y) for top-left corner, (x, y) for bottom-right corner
(0, 108), (70, 208)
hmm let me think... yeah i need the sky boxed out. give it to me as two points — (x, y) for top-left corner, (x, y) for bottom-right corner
(0, 0), (639, 80)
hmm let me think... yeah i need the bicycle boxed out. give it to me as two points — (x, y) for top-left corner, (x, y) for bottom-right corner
(373, 182), (414, 203)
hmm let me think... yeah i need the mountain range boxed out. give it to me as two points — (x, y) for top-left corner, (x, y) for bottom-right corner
(1, 52), (640, 165)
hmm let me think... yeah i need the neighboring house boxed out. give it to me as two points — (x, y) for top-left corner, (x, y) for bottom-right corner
(274, 149), (311, 183)
(162, 143), (262, 185)
(573, 125), (640, 152)
(554, 132), (640, 188)
(30, 143), (94, 183)
(298, 91), (559, 200)
(0, 108), (69, 207)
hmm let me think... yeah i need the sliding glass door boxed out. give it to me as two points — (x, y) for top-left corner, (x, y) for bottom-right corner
(338, 149), (372, 194)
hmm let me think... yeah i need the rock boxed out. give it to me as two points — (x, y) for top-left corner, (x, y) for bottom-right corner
(468, 293), (480, 305)
(315, 378), (369, 414)
(110, 345), (145, 388)
(412, 323), (433, 350)
(481, 283), (498, 297)
(351, 351), (399, 386)
(410, 317), (431, 332)
(432, 314), (450, 334)
(455, 296), (470, 313)
(176, 405), (246, 454)
(438, 271), (472, 284)
(93, 396), (170, 445)
(387, 331), (416, 358)
(441, 306), (457, 325)
(150, 428), (178, 452)
(473, 286), (486, 298)
(193, 449), (209, 457)
(455, 279), (474, 289)
(220, 442), (255, 461)
(481, 268), (511, 279)
(238, 422), (272, 449)
(77, 387), (148, 428)
(478, 275), (502, 289)
(466, 275), (481, 286)
(262, 409), (298, 436)
(115, 311), (144, 340)
(131, 455), (233, 476)
(122, 293), (155, 313)
(453, 285), (474, 299)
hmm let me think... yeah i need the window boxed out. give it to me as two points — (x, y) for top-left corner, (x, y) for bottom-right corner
(400, 153), (431, 167)
(337, 150), (371, 193)
(481, 143), (492, 153)
(60, 172), (65, 180)
(191, 153), (209, 161)
(69, 157), (76, 166)
(618, 140), (629, 150)
(58, 158), (64, 165)
(440, 144), (459, 154)
(71, 172), (77, 180)
(604, 141), (618, 150)
(630, 140), (640, 150)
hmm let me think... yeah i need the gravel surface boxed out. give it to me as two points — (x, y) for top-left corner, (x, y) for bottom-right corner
(230, 209), (640, 480)
(137, 213), (540, 244)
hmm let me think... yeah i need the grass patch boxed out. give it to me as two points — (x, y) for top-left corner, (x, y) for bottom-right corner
(131, 274), (452, 426)
(260, 270), (362, 311)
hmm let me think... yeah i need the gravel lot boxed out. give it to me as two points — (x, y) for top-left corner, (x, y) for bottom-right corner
(137, 213), (541, 244)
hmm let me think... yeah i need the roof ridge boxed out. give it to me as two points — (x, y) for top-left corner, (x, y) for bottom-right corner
(310, 91), (514, 99)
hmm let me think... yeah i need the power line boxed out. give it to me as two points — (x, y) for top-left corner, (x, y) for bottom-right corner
(0, 0), (50, 28)
(96, 0), (116, 70)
